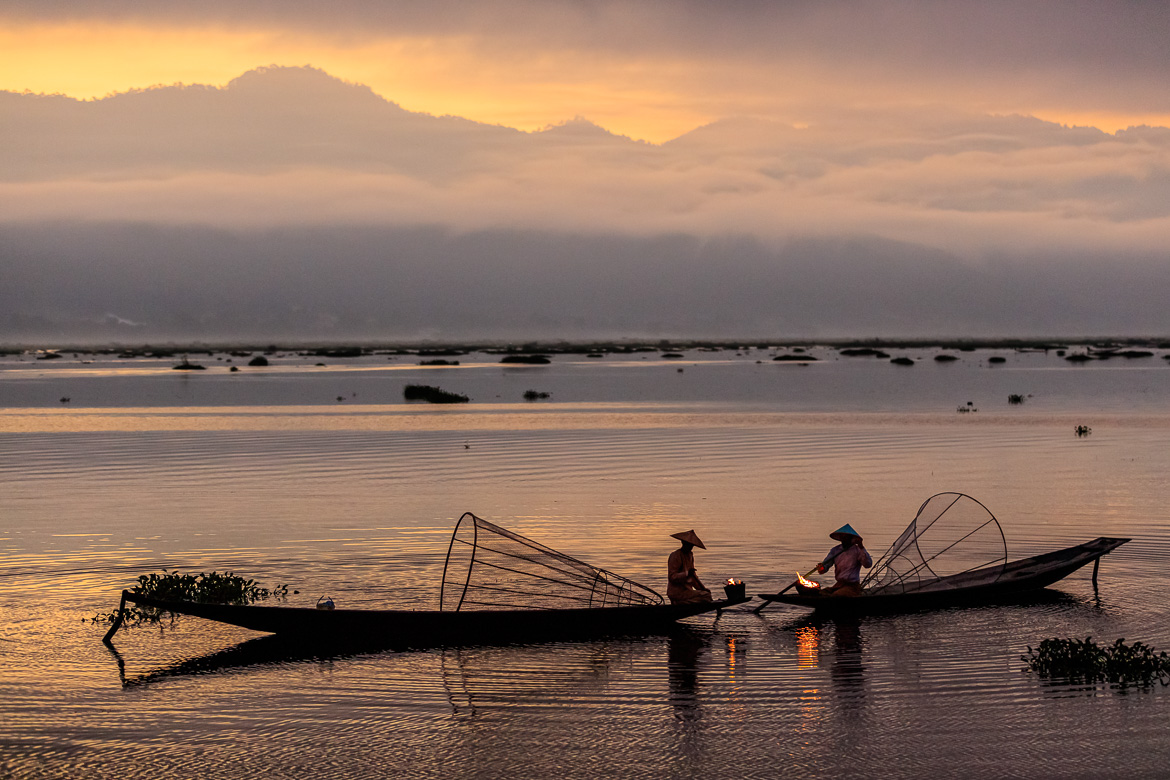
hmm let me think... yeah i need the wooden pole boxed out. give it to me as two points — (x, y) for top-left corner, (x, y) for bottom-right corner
(754, 565), (823, 614)
(1092, 557), (1100, 587)
(102, 591), (129, 645)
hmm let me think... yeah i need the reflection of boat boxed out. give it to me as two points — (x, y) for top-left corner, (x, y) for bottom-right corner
(112, 634), (350, 688)
(104, 513), (749, 647)
(757, 493), (1129, 614)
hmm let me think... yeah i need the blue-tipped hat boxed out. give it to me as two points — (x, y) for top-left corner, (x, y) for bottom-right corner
(829, 523), (862, 542)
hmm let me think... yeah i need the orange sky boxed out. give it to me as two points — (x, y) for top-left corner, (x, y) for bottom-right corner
(5, 5), (1170, 340)
(0, 22), (717, 142)
(5, 18), (1169, 143)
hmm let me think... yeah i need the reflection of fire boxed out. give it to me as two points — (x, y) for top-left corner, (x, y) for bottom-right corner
(726, 578), (743, 585)
(796, 572), (821, 589)
(796, 625), (820, 670)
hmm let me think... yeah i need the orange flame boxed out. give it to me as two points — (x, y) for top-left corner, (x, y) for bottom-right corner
(726, 578), (743, 585)
(796, 572), (821, 589)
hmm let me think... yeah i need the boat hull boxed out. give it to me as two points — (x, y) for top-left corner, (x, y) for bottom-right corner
(757, 537), (1129, 614)
(119, 592), (751, 648)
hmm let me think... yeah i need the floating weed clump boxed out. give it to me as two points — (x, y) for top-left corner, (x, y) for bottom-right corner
(1023, 636), (1170, 688)
(172, 356), (206, 371)
(403, 384), (470, 403)
(500, 354), (551, 364)
(90, 570), (288, 628)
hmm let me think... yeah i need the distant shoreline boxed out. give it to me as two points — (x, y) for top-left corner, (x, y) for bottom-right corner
(4, 337), (1170, 356)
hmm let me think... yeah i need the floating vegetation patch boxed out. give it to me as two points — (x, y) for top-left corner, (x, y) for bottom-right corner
(988, 356), (1007, 364)
(839, 348), (890, 358)
(172, 357), (205, 370)
(773, 354), (816, 361)
(248, 356), (269, 366)
(419, 359), (459, 366)
(313, 347), (364, 358)
(1075, 425), (1092, 436)
(1066, 353), (1094, 362)
(91, 570), (288, 628)
(934, 354), (959, 362)
(1023, 637), (1170, 687)
(404, 384), (470, 403)
(1008, 394), (1026, 404)
(523, 390), (551, 401)
(890, 357), (915, 366)
(500, 355), (551, 364)
(661, 353), (684, 359)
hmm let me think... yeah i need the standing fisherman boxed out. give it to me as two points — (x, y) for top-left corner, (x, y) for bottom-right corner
(818, 523), (872, 596)
(667, 530), (713, 604)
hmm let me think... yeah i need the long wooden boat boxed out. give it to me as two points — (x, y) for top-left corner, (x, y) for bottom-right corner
(106, 591), (751, 648)
(103, 512), (752, 649)
(756, 537), (1129, 614)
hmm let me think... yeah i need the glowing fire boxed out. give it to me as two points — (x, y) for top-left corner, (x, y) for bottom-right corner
(726, 578), (743, 585)
(796, 572), (821, 589)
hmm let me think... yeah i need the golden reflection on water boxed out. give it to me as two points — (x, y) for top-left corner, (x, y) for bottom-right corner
(796, 625), (820, 671)
(795, 625), (825, 733)
(4, 406), (1169, 434)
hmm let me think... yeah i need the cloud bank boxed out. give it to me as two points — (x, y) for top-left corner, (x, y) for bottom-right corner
(3, 66), (1169, 341)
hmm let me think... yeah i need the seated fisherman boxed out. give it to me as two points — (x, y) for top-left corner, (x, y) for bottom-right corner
(667, 530), (713, 604)
(818, 524), (872, 596)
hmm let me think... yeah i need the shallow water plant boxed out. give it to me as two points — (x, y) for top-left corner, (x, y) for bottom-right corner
(1023, 636), (1170, 687)
(403, 384), (470, 403)
(91, 570), (288, 628)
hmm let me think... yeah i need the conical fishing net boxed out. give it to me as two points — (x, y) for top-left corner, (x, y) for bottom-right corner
(862, 493), (1007, 595)
(440, 513), (664, 611)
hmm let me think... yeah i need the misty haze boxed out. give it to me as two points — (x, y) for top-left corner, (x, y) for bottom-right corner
(4, 66), (1169, 343)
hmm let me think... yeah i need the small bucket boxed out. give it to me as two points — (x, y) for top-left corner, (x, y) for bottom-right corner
(723, 582), (746, 600)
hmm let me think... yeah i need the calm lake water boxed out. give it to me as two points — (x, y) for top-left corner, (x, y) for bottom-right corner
(2, 347), (1169, 778)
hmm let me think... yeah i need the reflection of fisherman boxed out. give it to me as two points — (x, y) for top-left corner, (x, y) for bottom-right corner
(667, 530), (713, 604)
(818, 523), (872, 597)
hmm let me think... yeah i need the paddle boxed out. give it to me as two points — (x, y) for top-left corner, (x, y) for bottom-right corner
(752, 547), (844, 614)
(752, 565), (822, 613)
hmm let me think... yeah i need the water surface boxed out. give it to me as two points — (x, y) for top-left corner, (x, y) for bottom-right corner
(1, 350), (1168, 778)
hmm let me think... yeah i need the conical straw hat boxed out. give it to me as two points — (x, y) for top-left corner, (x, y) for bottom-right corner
(829, 523), (862, 542)
(670, 530), (706, 549)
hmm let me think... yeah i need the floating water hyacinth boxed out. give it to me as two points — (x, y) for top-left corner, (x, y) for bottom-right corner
(90, 570), (288, 628)
(403, 384), (470, 403)
(1023, 636), (1170, 687)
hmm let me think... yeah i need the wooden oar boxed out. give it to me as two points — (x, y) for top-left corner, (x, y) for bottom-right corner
(752, 564), (823, 613)
(753, 544), (851, 614)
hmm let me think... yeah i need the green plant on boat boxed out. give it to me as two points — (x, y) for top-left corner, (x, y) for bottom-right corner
(1023, 636), (1170, 687)
(90, 570), (289, 629)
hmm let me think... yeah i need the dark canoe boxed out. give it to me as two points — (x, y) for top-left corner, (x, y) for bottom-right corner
(108, 591), (752, 648)
(757, 537), (1129, 614)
